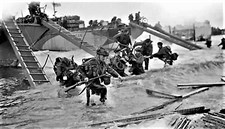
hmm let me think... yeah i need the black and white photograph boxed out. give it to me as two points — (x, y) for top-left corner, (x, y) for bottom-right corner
(0, 0), (224, 128)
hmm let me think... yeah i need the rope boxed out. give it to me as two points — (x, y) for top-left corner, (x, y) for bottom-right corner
(42, 54), (49, 69)
(48, 55), (54, 65)
(42, 53), (54, 69)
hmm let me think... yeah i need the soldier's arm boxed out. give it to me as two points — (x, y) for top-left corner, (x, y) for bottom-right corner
(218, 42), (222, 46)
(77, 65), (87, 79)
(106, 65), (119, 78)
(133, 41), (143, 48)
(77, 58), (95, 79)
(151, 52), (161, 58)
(113, 32), (122, 42)
(149, 44), (153, 55)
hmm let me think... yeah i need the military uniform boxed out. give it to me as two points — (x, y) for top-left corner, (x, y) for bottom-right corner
(133, 38), (153, 70)
(151, 42), (174, 65)
(113, 29), (131, 50)
(28, 2), (41, 17)
(53, 57), (79, 86)
(152, 46), (172, 59)
(218, 38), (225, 49)
(129, 47), (145, 75)
(205, 39), (212, 48)
(78, 47), (119, 105)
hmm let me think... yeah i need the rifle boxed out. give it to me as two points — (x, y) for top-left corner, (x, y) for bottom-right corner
(57, 74), (107, 98)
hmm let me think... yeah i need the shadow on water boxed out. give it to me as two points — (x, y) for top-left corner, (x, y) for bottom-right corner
(0, 67), (31, 96)
(0, 67), (24, 78)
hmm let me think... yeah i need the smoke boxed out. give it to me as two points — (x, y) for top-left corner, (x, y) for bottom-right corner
(1, 2), (29, 20)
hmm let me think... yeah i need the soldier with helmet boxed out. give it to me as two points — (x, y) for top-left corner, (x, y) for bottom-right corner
(53, 56), (80, 87)
(150, 42), (178, 66)
(113, 28), (132, 50)
(78, 47), (123, 106)
(28, 1), (41, 17)
(133, 37), (153, 70)
(218, 38), (225, 49)
(113, 27), (132, 60)
(128, 47), (145, 75)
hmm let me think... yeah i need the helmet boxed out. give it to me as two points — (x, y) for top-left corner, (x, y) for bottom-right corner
(165, 46), (171, 51)
(135, 47), (142, 52)
(157, 42), (163, 46)
(144, 38), (152, 43)
(97, 47), (109, 56)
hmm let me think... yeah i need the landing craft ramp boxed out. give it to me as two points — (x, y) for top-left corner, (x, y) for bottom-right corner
(41, 20), (96, 56)
(2, 18), (50, 87)
(129, 22), (203, 50)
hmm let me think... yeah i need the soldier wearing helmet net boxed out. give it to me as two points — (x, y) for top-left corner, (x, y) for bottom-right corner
(78, 47), (123, 106)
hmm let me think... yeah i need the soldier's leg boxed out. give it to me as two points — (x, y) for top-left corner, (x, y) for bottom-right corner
(100, 85), (107, 103)
(86, 87), (90, 106)
(144, 58), (149, 70)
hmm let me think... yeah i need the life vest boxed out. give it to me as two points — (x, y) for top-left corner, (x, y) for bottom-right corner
(110, 56), (126, 71)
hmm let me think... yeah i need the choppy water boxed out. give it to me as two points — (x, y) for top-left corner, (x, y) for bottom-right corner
(0, 35), (224, 129)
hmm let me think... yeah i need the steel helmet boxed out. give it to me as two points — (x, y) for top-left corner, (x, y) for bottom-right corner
(157, 42), (163, 46)
(97, 47), (109, 56)
(135, 47), (142, 52)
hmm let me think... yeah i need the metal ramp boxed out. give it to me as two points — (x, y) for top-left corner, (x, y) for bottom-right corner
(2, 19), (50, 87)
(41, 20), (96, 56)
(129, 22), (203, 50)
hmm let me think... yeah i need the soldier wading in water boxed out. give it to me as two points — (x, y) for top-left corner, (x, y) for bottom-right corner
(78, 47), (123, 106)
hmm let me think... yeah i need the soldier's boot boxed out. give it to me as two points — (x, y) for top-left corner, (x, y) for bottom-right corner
(86, 88), (90, 106)
(100, 98), (106, 103)
(145, 67), (148, 70)
(100, 88), (107, 103)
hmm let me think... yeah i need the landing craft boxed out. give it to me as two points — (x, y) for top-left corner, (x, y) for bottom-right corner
(0, 1), (204, 87)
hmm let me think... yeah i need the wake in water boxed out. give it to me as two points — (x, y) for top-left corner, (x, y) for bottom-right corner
(1, 35), (224, 128)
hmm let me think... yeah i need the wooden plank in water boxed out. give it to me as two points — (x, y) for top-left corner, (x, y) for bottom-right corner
(177, 82), (225, 88)
(132, 87), (209, 115)
(146, 89), (182, 99)
(182, 87), (209, 98)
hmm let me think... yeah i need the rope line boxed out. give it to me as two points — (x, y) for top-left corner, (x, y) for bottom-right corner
(42, 54), (49, 69)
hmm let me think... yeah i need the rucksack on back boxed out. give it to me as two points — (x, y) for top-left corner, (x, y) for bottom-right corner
(171, 53), (179, 60)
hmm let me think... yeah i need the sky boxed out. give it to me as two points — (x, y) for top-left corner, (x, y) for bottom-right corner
(0, 0), (224, 28)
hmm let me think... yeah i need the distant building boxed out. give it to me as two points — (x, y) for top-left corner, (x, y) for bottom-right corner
(194, 20), (211, 41)
(165, 20), (212, 41)
(221, 29), (225, 34)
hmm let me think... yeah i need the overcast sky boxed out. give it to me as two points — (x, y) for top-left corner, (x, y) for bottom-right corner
(1, 0), (224, 28)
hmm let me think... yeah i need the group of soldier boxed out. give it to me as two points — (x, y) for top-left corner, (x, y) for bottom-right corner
(25, 1), (48, 24)
(54, 47), (122, 106)
(53, 27), (178, 106)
